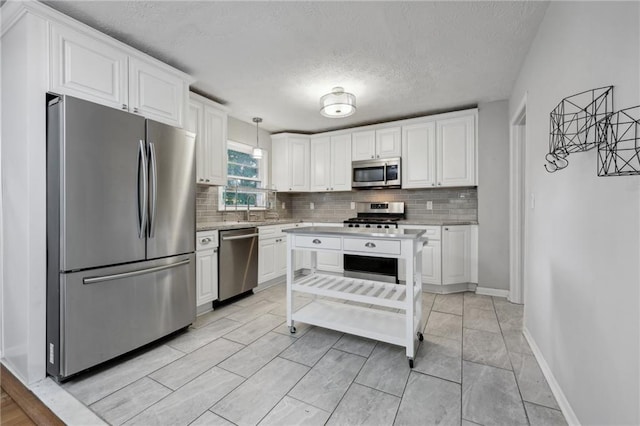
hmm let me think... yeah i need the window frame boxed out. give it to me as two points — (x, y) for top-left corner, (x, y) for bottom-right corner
(218, 140), (269, 211)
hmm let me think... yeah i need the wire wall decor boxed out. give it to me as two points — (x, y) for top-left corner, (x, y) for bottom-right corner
(546, 85), (640, 177)
(546, 86), (613, 172)
(597, 106), (640, 176)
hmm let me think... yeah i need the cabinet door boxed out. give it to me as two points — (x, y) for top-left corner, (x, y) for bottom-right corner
(376, 127), (402, 158)
(50, 24), (128, 110)
(129, 57), (185, 127)
(289, 137), (310, 191)
(437, 115), (475, 187)
(271, 139), (289, 191)
(196, 248), (218, 306)
(187, 100), (207, 184)
(310, 137), (331, 191)
(422, 240), (442, 285)
(330, 134), (352, 191)
(203, 105), (228, 186)
(259, 238), (277, 283)
(316, 252), (344, 273)
(442, 226), (470, 285)
(352, 130), (376, 161)
(402, 123), (436, 188)
(275, 239), (288, 277)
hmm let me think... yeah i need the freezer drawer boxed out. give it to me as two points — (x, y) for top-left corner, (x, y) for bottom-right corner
(48, 254), (195, 379)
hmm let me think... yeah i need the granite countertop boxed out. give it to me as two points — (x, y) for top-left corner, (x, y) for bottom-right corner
(282, 226), (425, 240)
(196, 219), (303, 232)
(399, 219), (479, 226)
(196, 218), (478, 232)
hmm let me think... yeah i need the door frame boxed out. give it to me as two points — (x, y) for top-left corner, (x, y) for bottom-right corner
(509, 94), (527, 304)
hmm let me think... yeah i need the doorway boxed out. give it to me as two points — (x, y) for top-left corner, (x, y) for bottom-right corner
(510, 96), (526, 304)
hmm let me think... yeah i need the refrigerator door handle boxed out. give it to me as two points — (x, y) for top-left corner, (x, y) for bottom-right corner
(149, 141), (158, 238)
(83, 258), (191, 284)
(138, 139), (148, 238)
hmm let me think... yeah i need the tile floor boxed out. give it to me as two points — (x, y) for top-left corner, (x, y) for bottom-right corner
(61, 283), (568, 426)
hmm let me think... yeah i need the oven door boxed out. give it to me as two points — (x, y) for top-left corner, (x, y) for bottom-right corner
(343, 254), (398, 284)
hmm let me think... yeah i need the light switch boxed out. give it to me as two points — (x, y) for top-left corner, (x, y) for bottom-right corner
(281, 202), (286, 209)
(426, 201), (433, 210)
(350, 202), (356, 209)
(310, 202), (315, 210)
(530, 193), (535, 209)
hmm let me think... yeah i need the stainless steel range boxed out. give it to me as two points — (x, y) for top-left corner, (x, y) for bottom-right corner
(343, 202), (405, 283)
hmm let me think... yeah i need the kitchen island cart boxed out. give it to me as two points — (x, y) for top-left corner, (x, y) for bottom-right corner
(283, 226), (425, 367)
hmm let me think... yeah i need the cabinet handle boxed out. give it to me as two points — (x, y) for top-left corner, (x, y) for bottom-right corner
(312, 239), (321, 244)
(205, 179), (210, 182)
(365, 242), (376, 248)
(133, 107), (139, 113)
(122, 104), (127, 110)
(444, 228), (449, 231)
(201, 237), (212, 244)
(289, 188), (292, 191)
(377, 155), (380, 158)
(330, 187), (334, 190)
(431, 183), (435, 186)
(214, 248), (218, 253)
(438, 182), (442, 186)
(326, 187), (329, 190)
(371, 155), (374, 159)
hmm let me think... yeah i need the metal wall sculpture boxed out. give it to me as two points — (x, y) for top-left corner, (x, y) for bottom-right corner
(597, 106), (640, 176)
(546, 86), (613, 173)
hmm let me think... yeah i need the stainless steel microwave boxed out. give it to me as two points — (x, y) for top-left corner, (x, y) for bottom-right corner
(352, 158), (401, 189)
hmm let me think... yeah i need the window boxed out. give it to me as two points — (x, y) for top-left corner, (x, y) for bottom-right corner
(219, 141), (268, 210)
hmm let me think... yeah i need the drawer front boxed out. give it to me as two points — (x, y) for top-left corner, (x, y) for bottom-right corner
(196, 231), (219, 249)
(259, 225), (279, 240)
(343, 238), (401, 255)
(423, 226), (441, 240)
(295, 235), (342, 250)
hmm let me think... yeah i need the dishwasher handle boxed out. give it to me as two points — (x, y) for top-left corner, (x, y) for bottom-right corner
(221, 233), (259, 241)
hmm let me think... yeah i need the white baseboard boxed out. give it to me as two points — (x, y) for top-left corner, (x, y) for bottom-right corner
(522, 327), (580, 426)
(475, 286), (509, 298)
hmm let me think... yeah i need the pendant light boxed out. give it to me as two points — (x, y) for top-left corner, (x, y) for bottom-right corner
(320, 87), (356, 118)
(252, 117), (263, 159)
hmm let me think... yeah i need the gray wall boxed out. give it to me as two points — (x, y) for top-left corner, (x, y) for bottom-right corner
(228, 116), (272, 154)
(509, 2), (639, 424)
(477, 101), (510, 290)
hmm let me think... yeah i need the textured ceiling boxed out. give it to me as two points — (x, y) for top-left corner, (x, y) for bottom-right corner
(43, 1), (548, 133)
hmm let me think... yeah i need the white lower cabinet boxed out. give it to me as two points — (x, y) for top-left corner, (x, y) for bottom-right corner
(258, 223), (308, 284)
(196, 231), (219, 306)
(399, 224), (476, 288)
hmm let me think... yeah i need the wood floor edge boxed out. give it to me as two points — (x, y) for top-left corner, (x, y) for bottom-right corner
(0, 363), (65, 426)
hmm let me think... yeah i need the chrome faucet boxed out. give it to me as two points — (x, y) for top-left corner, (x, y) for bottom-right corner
(246, 194), (257, 221)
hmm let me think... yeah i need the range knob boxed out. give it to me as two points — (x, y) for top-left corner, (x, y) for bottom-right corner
(365, 224), (371, 228)
(384, 225), (390, 229)
(377, 225), (382, 228)
(347, 224), (353, 228)
(355, 224), (360, 228)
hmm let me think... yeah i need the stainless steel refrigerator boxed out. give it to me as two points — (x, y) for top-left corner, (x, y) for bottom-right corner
(46, 95), (196, 381)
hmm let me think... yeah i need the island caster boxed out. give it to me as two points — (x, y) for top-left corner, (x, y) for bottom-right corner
(417, 332), (424, 342)
(408, 358), (414, 368)
(289, 325), (297, 334)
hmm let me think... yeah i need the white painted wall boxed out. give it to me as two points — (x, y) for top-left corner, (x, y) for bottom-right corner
(477, 101), (510, 291)
(509, 3), (640, 424)
(0, 9), (49, 383)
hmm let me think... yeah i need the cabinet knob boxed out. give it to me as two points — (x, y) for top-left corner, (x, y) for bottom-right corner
(431, 183), (435, 186)
(133, 107), (139, 113)
(377, 155), (380, 158)
(122, 104), (127, 110)
(214, 248), (218, 253)
(371, 155), (374, 159)
(444, 227), (449, 231)
(438, 182), (442, 186)
(199, 178), (204, 182)
(205, 179), (210, 182)
(289, 188), (292, 191)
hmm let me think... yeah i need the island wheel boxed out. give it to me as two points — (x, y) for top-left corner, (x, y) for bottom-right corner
(417, 332), (424, 341)
(408, 358), (414, 368)
(289, 326), (297, 334)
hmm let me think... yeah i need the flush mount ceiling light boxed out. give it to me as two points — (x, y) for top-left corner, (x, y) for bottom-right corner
(320, 87), (356, 118)
(252, 117), (263, 159)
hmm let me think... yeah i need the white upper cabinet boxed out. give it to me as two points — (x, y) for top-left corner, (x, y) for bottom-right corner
(271, 134), (310, 192)
(351, 130), (376, 161)
(310, 134), (352, 192)
(188, 93), (228, 186)
(128, 57), (185, 127)
(375, 127), (402, 159)
(401, 111), (476, 189)
(437, 114), (476, 187)
(352, 128), (401, 161)
(49, 22), (191, 128)
(50, 24), (128, 110)
(402, 122), (436, 188)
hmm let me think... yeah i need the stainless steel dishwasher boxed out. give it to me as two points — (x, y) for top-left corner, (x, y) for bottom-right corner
(218, 227), (259, 301)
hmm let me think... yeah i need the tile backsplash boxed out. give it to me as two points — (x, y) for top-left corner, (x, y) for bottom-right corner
(197, 186), (476, 224)
(289, 188), (477, 222)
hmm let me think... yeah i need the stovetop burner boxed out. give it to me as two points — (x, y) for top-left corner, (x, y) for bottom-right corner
(344, 217), (400, 224)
